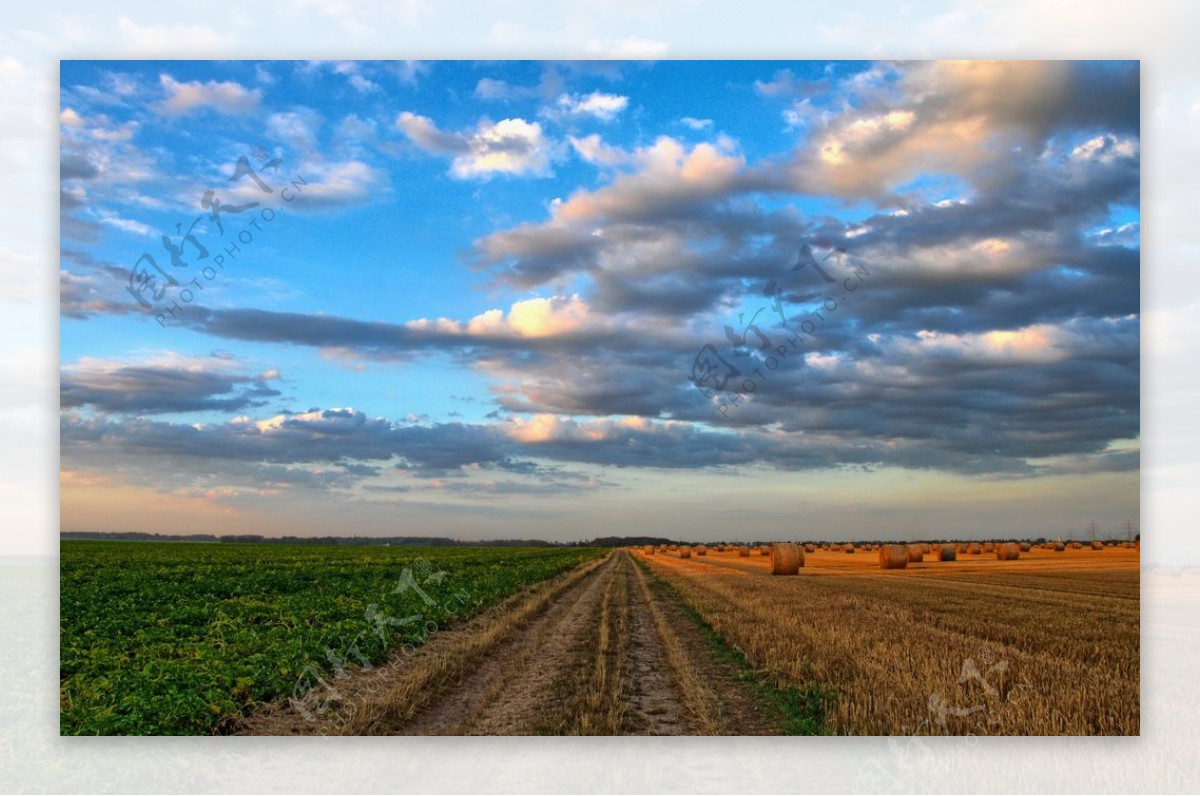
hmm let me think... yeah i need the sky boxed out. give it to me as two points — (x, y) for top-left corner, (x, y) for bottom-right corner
(58, 59), (1140, 543)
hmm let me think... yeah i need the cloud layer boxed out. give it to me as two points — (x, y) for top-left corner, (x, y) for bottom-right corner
(59, 60), (1140, 535)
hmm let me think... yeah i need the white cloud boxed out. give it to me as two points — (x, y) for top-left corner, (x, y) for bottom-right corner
(391, 60), (429, 85)
(396, 112), (556, 179)
(568, 134), (633, 167)
(284, 160), (383, 209)
(475, 77), (517, 100)
(549, 136), (745, 223)
(266, 110), (320, 155)
(219, 151), (385, 211)
(60, 108), (84, 128)
(156, 74), (261, 116)
(94, 209), (153, 236)
(406, 295), (601, 340)
(899, 325), (1072, 365)
(680, 117), (713, 131)
(1071, 134), (1139, 164)
(551, 91), (629, 122)
(328, 61), (379, 93)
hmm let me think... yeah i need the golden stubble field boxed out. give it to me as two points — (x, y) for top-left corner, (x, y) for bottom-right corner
(640, 544), (1139, 735)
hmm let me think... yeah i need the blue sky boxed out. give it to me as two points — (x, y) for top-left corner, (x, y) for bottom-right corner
(59, 59), (1140, 542)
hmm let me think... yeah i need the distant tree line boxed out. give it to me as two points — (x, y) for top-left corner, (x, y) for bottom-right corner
(59, 531), (557, 547)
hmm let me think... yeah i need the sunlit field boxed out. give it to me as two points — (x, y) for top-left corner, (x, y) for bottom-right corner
(640, 543), (1139, 735)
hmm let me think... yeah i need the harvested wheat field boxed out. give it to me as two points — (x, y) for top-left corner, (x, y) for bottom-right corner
(187, 543), (1137, 737)
(640, 544), (1139, 735)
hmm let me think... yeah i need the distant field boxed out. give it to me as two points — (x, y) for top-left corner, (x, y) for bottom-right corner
(60, 541), (604, 735)
(641, 545), (1140, 735)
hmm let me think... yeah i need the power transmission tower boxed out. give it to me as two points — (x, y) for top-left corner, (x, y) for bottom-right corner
(1089, 521), (1097, 542)
(1124, 520), (1136, 542)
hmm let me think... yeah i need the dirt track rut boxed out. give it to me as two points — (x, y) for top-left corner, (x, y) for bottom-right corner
(240, 550), (775, 735)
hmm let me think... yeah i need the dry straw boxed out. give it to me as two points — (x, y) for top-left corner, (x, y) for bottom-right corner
(996, 542), (1020, 560)
(938, 544), (957, 561)
(770, 542), (804, 575)
(879, 544), (909, 569)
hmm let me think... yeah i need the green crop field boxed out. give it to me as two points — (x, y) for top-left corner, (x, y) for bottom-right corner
(60, 541), (604, 735)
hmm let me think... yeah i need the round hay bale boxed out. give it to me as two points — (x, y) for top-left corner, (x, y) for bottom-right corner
(967, 543), (982, 555)
(844, 544), (856, 553)
(879, 544), (909, 569)
(678, 546), (691, 559)
(716, 545), (725, 553)
(1019, 542), (1031, 552)
(644, 545), (655, 555)
(804, 543), (816, 554)
(982, 542), (995, 554)
(1054, 542), (1066, 552)
(938, 544), (957, 562)
(957, 544), (967, 554)
(695, 545), (707, 556)
(759, 546), (770, 556)
(1091, 541), (1104, 550)
(769, 542), (804, 575)
(1071, 542), (1083, 550)
(907, 545), (924, 562)
(738, 545), (750, 557)
(996, 542), (1020, 561)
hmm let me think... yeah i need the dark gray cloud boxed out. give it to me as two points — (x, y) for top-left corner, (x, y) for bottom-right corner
(754, 68), (828, 99)
(61, 357), (282, 415)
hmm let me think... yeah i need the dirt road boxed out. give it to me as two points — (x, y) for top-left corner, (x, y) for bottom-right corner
(238, 551), (778, 736)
